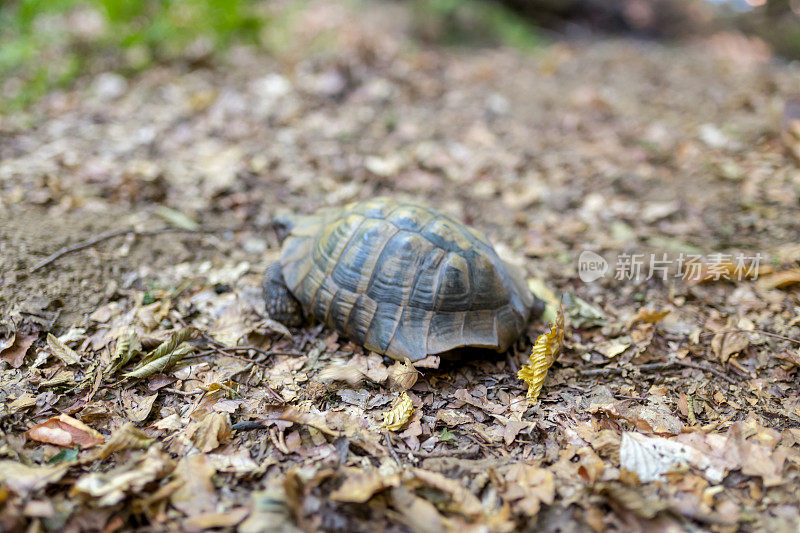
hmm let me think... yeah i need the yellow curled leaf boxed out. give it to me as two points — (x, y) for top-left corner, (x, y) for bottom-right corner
(517, 307), (565, 405)
(381, 392), (413, 432)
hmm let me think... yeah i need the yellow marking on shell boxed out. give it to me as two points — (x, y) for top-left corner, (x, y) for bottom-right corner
(354, 223), (399, 294)
(305, 213), (364, 310)
(466, 225), (492, 247)
(517, 307), (564, 405)
(388, 204), (425, 223)
(427, 218), (474, 252)
(290, 213), (327, 238)
(317, 213), (364, 254)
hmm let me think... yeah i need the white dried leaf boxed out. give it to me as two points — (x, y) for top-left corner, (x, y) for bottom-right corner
(620, 432), (717, 483)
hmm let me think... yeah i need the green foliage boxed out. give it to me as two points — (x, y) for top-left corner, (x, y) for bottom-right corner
(412, 0), (540, 50)
(439, 428), (456, 441)
(0, 0), (267, 112)
(48, 446), (81, 464)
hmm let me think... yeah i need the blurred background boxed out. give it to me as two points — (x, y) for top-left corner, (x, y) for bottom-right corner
(1, 0), (798, 112)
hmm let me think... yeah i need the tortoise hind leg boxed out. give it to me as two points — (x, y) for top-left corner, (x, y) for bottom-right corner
(263, 263), (305, 327)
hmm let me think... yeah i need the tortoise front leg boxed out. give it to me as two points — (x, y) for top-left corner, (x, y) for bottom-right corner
(262, 263), (305, 327)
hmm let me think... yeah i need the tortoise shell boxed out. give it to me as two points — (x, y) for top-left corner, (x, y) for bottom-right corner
(277, 197), (540, 361)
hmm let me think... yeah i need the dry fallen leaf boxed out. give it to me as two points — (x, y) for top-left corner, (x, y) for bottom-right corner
(620, 432), (720, 483)
(123, 343), (193, 379)
(330, 470), (401, 503)
(758, 269), (800, 290)
(190, 412), (232, 452)
(1, 332), (37, 368)
(184, 508), (250, 531)
(140, 328), (195, 366)
(6, 393), (37, 414)
(517, 307), (565, 404)
(389, 485), (451, 533)
(170, 454), (218, 517)
(46, 333), (81, 365)
(93, 422), (154, 459)
(626, 308), (670, 328)
(527, 278), (559, 323)
(387, 358), (418, 392)
(121, 391), (159, 423)
(505, 464), (555, 516)
(381, 392), (413, 432)
(106, 330), (141, 376)
(318, 364), (369, 387)
(595, 340), (630, 359)
(210, 301), (251, 347)
(776, 351), (800, 368)
(590, 398), (683, 435)
(71, 446), (175, 506)
(0, 319), (16, 353)
(0, 461), (70, 497)
(26, 414), (105, 449)
(711, 328), (749, 362)
(409, 468), (484, 517)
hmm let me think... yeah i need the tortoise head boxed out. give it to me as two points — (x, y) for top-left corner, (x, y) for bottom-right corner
(501, 259), (545, 324)
(272, 213), (298, 244)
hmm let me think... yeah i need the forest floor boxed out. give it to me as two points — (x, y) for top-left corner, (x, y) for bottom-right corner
(2, 2), (800, 532)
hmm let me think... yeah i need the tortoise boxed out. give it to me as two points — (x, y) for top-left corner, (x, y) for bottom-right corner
(263, 197), (544, 362)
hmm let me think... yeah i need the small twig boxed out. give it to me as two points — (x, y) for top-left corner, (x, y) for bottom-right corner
(673, 359), (737, 385)
(223, 345), (301, 358)
(412, 445), (482, 459)
(384, 431), (402, 465)
(614, 394), (647, 401)
(181, 349), (217, 359)
(198, 330), (301, 360)
(232, 420), (274, 431)
(579, 361), (677, 377)
(163, 387), (204, 396)
(580, 359), (737, 385)
(699, 328), (800, 346)
(205, 347), (288, 369)
(31, 224), (254, 272)
(486, 383), (527, 391)
(209, 382), (242, 398)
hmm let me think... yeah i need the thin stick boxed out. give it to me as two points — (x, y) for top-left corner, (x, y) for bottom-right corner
(31, 224), (259, 272)
(195, 327), (301, 359)
(699, 329), (800, 346)
(674, 359), (737, 385)
(232, 420), (274, 431)
(32, 228), (135, 271)
(163, 387), (204, 396)
(412, 445), (482, 459)
(384, 431), (402, 465)
(579, 361), (677, 377)
(579, 360), (737, 385)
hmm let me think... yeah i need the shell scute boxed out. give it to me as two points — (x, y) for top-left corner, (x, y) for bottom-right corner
(435, 253), (472, 312)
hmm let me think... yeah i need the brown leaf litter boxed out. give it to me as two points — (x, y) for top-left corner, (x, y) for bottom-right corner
(1, 1), (799, 531)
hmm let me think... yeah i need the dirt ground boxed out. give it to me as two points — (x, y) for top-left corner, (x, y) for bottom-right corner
(1, 3), (800, 532)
